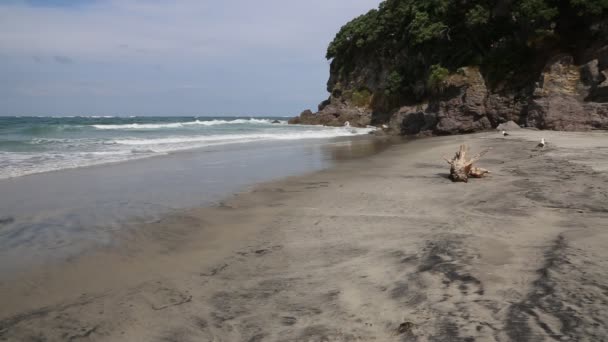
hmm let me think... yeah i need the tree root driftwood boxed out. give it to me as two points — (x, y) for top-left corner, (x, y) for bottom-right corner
(443, 144), (491, 182)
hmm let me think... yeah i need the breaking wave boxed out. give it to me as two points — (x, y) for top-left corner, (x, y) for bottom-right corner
(91, 118), (284, 130)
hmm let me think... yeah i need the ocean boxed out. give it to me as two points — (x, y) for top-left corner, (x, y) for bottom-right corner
(0, 116), (375, 179)
(0, 116), (383, 274)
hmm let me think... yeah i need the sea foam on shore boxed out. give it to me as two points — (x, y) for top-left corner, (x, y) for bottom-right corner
(0, 116), (375, 179)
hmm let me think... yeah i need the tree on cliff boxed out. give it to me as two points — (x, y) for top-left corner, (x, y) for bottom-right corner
(326, 0), (608, 100)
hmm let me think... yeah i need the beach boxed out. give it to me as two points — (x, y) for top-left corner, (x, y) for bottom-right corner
(0, 117), (379, 274)
(1, 129), (607, 341)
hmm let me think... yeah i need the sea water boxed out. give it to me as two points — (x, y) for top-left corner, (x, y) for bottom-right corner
(0, 116), (381, 274)
(0, 116), (374, 179)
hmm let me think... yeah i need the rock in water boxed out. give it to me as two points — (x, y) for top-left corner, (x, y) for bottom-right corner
(0, 216), (15, 225)
(287, 98), (372, 128)
(288, 109), (313, 125)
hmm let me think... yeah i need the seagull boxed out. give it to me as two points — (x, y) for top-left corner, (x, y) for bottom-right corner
(502, 130), (509, 136)
(537, 137), (546, 148)
(342, 121), (357, 133)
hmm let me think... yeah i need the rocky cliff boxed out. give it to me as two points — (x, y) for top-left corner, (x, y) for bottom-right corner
(289, 0), (608, 135)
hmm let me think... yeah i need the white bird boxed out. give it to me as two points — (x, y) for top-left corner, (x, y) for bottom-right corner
(502, 130), (509, 136)
(344, 121), (351, 128)
(537, 137), (546, 148)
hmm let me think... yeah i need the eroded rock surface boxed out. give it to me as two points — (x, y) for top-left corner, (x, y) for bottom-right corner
(291, 49), (608, 135)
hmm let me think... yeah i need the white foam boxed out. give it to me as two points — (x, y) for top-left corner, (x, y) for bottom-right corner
(113, 126), (374, 148)
(91, 118), (284, 130)
(0, 150), (157, 179)
(0, 125), (375, 179)
(93, 122), (184, 129)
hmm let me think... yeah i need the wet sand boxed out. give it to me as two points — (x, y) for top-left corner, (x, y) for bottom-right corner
(1, 130), (607, 341)
(0, 136), (391, 274)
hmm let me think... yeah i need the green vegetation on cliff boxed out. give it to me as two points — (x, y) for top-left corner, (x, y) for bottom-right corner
(326, 0), (608, 102)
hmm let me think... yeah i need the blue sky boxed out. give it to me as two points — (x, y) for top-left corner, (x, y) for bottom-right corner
(0, 0), (381, 116)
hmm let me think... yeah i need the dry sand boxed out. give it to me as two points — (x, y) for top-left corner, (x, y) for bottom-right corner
(1, 130), (607, 341)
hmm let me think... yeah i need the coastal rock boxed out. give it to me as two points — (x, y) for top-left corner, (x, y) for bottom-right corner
(388, 53), (607, 134)
(291, 2), (608, 136)
(583, 54), (608, 102)
(288, 97), (372, 127)
(485, 92), (526, 127)
(327, 53), (392, 98)
(532, 55), (582, 99)
(526, 54), (608, 130)
(496, 121), (521, 131)
(345, 67), (495, 135)
(0, 216), (15, 226)
(287, 110), (313, 125)
(429, 67), (493, 134)
(318, 98), (331, 111)
(527, 96), (587, 130)
(596, 71), (608, 101)
(581, 59), (602, 86)
(290, 35), (608, 135)
(388, 104), (434, 135)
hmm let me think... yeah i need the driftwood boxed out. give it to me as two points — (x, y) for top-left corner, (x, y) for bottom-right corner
(443, 144), (490, 182)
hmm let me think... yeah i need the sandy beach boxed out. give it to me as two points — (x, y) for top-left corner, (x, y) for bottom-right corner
(1, 130), (607, 341)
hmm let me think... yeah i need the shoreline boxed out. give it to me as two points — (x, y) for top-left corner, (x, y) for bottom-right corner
(0, 124), (375, 181)
(0, 135), (393, 275)
(1, 130), (607, 341)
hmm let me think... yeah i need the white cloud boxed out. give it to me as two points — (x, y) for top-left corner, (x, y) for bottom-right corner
(0, 0), (382, 115)
(1, 0), (380, 64)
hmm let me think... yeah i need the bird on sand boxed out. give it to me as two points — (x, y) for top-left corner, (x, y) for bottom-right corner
(537, 137), (546, 148)
(502, 130), (509, 136)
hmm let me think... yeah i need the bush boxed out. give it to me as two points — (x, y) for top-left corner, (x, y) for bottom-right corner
(385, 71), (404, 96)
(350, 89), (373, 107)
(427, 64), (449, 91)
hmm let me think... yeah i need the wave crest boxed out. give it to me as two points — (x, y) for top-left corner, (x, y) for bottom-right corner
(91, 118), (284, 130)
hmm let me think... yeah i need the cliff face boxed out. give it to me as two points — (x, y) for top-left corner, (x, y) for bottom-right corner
(389, 52), (608, 135)
(289, 0), (608, 135)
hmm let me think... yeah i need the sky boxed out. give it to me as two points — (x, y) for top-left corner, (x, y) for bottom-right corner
(0, 0), (381, 116)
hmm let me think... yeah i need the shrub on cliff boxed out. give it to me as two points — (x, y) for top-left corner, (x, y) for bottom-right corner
(427, 64), (449, 92)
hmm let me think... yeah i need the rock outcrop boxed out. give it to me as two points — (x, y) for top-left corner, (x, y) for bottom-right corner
(288, 96), (372, 127)
(291, 50), (608, 135)
(527, 54), (608, 130)
(288, 0), (608, 135)
(385, 67), (503, 135)
(384, 55), (608, 135)
(496, 121), (522, 131)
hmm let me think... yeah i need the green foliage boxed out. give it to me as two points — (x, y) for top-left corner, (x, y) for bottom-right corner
(466, 5), (490, 27)
(514, 0), (559, 23)
(427, 64), (449, 90)
(326, 0), (608, 98)
(326, 9), (381, 60)
(350, 89), (373, 107)
(569, 0), (608, 14)
(385, 71), (404, 96)
(408, 12), (447, 44)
